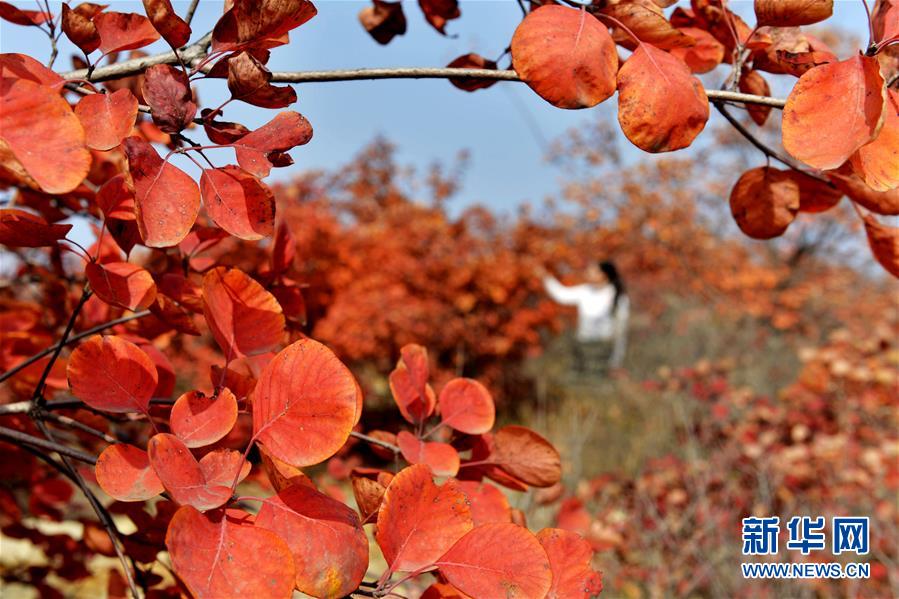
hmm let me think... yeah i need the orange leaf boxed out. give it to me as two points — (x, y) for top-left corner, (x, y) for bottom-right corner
(258, 445), (314, 493)
(376, 464), (473, 572)
(538, 528), (603, 598)
(75, 89), (138, 151)
(351, 469), (388, 522)
(0, 78), (90, 194)
(252, 338), (358, 467)
(0, 52), (63, 86)
(122, 136), (200, 247)
(255, 484), (369, 597)
(67, 335), (157, 414)
(616, 43), (709, 152)
(0, 209), (71, 247)
(739, 70), (772, 126)
(457, 480), (511, 526)
(862, 214), (899, 278)
(599, 0), (694, 50)
(850, 91), (899, 191)
(828, 163), (899, 215)
(437, 377), (494, 434)
(200, 166), (275, 240)
(94, 11), (160, 55)
(166, 506), (296, 599)
(169, 389), (238, 448)
(397, 430), (460, 477)
(489, 425), (562, 487)
(435, 523), (552, 598)
(202, 266), (285, 358)
(755, 0), (833, 27)
(389, 343), (435, 424)
(669, 27), (725, 73)
(511, 5), (618, 109)
(782, 54), (886, 170)
(95, 443), (164, 502)
(729, 167), (800, 239)
(85, 261), (157, 311)
(147, 433), (233, 510)
(790, 170), (843, 213)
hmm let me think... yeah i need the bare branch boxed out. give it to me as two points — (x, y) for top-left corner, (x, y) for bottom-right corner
(0, 425), (98, 464)
(350, 430), (401, 453)
(184, 0), (201, 26)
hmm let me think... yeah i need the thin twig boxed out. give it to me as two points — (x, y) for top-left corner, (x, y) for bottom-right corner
(0, 310), (151, 385)
(0, 396), (175, 415)
(32, 287), (92, 407)
(0, 425), (98, 464)
(41, 410), (117, 444)
(184, 0), (201, 26)
(350, 431), (401, 453)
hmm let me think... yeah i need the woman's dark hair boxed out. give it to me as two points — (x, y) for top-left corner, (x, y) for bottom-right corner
(599, 260), (626, 312)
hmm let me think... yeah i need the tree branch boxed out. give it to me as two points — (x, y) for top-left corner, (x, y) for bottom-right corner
(350, 431), (401, 453)
(0, 425), (97, 464)
(32, 287), (92, 406)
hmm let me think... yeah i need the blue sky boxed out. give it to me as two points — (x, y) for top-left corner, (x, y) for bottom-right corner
(0, 1), (872, 216)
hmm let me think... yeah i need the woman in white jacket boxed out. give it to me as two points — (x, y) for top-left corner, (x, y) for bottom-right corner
(542, 261), (629, 373)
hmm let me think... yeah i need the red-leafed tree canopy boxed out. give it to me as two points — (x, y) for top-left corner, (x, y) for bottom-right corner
(0, 0), (897, 597)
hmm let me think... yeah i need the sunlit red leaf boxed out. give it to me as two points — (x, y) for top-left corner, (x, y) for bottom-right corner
(200, 166), (275, 240)
(68, 335), (157, 414)
(142, 64), (197, 134)
(227, 51), (296, 108)
(147, 433), (232, 510)
(202, 266), (285, 358)
(255, 484), (369, 597)
(782, 54), (886, 170)
(669, 27), (725, 73)
(862, 214), (899, 278)
(258, 445), (314, 492)
(85, 261), (157, 310)
(0, 209), (71, 247)
(142, 0), (191, 48)
(538, 528), (603, 598)
(74, 89), (138, 151)
(490, 425), (561, 487)
(233, 111), (313, 178)
(419, 0), (459, 34)
(252, 338), (358, 467)
(617, 42), (709, 152)
(0, 78), (91, 194)
(95, 173), (135, 220)
(271, 219), (296, 274)
(457, 480), (511, 526)
(437, 377), (495, 434)
(198, 448), (251, 488)
(123, 136), (200, 247)
(755, 0), (833, 27)
(94, 11), (160, 55)
(0, 52), (63, 86)
(850, 91), (899, 191)
(376, 464), (473, 572)
(511, 6), (617, 109)
(435, 523), (552, 598)
(202, 112), (251, 144)
(61, 3), (101, 55)
(421, 583), (470, 599)
(95, 443), (164, 502)
(169, 389), (238, 448)
(359, 0), (406, 45)
(828, 164), (899, 215)
(397, 430), (460, 477)
(212, 0), (317, 52)
(739, 70), (772, 126)
(790, 170), (843, 213)
(729, 167), (800, 239)
(166, 506), (296, 599)
(0, 1), (50, 26)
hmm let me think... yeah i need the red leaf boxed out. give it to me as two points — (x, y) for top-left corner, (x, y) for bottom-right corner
(828, 164), (899, 215)
(166, 506), (296, 599)
(95, 443), (164, 502)
(754, 0), (833, 27)
(200, 166), (275, 240)
(435, 523), (552, 598)
(489, 425), (562, 487)
(67, 335), (157, 414)
(537, 528), (603, 598)
(446, 53), (498, 92)
(438, 377), (494, 434)
(358, 0), (406, 45)
(255, 484), (369, 597)
(61, 3), (101, 55)
(791, 170), (843, 213)
(598, 0), (694, 50)
(375, 464), (473, 572)
(669, 27), (725, 73)
(388, 343), (435, 425)
(211, 0), (317, 52)
(0, 78), (91, 194)
(0, 209), (71, 247)
(351, 469), (389, 522)
(511, 6), (618, 109)
(738, 70), (772, 126)
(863, 214), (899, 278)
(457, 480), (511, 526)
(418, 0), (459, 34)
(85, 261), (157, 310)
(782, 54), (886, 170)
(202, 266), (285, 358)
(142, 64), (197, 134)
(729, 167), (800, 239)
(258, 445), (314, 493)
(252, 338), (358, 467)
(147, 433), (233, 510)
(850, 91), (899, 192)
(74, 89), (138, 151)
(95, 173), (136, 220)
(169, 389), (238, 448)
(227, 51), (296, 108)
(233, 111), (313, 178)
(142, 0), (191, 48)
(94, 11), (160, 55)
(271, 219), (295, 274)
(397, 430), (460, 477)
(0, 53), (63, 86)
(0, 1), (50, 26)
(122, 136), (201, 247)
(617, 42), (709, 152)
